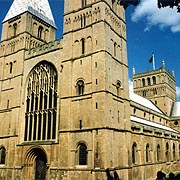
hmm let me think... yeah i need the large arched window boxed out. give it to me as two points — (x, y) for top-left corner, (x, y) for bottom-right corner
(132, 143), (137, 164)
(24, 61), (57, 142)
(0, 147), (6, 164)
(77, 143), (88, 165)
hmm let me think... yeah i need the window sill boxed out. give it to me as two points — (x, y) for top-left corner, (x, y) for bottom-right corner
(75, 165), (88, 169)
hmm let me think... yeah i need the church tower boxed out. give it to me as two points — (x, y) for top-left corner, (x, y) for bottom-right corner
(60, 0), (131, 179)
(0, 0), (132, 179)
(133, 61), (176, 116)
(0, 1), (57, 179)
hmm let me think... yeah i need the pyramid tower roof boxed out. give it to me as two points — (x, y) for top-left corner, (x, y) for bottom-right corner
(3, 0), (56, 28)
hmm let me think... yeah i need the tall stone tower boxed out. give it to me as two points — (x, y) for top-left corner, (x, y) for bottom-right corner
(61, 0), (131, 179)
(133, 61), (176, 116)
(0, 0), (131, 179)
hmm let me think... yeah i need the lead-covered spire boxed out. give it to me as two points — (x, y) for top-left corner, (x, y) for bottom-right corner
(3, 0), (56, 28)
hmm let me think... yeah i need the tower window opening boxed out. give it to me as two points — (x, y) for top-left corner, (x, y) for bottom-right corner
(0, 147), (6, 164)
(142, 78), (145, 86)
(78, 143), (88, 165)
(132, 143), (137, 164)
(173, 143), (176, 161)
(114, 43), (117, 57)
(81, 38), (85, 55)
(152, 76), (156, 84)
(166, 142), (169, 162)
(13, 23), (17, 36)
(38, 26), (43, 39)
(9, 62), (13, 73)
(157, 144), (160, 162)
(146, 144), (149, 162)
(82, 0), (87, 8)
(147, 77), (151, 85)
(77, 80), (84, 95)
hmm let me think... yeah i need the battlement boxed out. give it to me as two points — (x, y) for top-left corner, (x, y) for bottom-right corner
(25, 39), (62, 59)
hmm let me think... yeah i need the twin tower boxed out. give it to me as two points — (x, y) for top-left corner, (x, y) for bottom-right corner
(0, 0), (131, 179)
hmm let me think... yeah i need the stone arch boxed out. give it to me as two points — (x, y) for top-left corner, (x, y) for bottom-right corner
(24, 61), (58, 142)
(86, 36), (92, 54)
(75, 141), (88, 165)
(24, 146), (47, 180)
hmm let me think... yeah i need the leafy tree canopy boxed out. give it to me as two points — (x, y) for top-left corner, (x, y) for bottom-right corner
(120, 0), (180, 12)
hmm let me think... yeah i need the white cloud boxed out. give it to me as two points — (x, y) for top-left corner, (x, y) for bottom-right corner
(176, 86), (180, 101)
(131, 0), (180, 32)
(129, 79), (134, 93)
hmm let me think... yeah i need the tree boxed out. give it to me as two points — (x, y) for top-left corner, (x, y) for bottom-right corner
(120, 0), (180, 12)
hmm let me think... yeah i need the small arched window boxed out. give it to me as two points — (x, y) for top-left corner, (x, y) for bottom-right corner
(157, 144), (160, 162)
(77, 80), (84, 95)
(81, 38), (85, 55)
(116, 80), (121, 96)
(146, 144), (149, 162)
(78, 143), (88, 165)
(173, 143), (176, 161)
(166, 142), (169, 162)
(38, 26), (43, 39)
(152, 76), (156, 84)
(9, 62), (13, 74)
(114, 42), (117, 57)
(147, 77), (151, 85)
(82, 0), (86, 7)
(13, 23), (17, 36)
(132, 143), (137, 164)
(142, 78), (145, 87)
(0, 147), (6, 164)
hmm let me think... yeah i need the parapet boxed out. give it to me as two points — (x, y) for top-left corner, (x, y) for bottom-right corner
(25, 39), (62, 59)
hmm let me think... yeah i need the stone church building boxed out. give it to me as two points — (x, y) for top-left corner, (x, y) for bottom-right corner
(0, 0), (180, 179)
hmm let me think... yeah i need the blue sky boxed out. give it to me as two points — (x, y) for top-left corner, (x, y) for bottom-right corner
(0, 0), (180, 99)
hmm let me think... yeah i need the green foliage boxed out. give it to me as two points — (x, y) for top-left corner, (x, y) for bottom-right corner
(157, 0), (180, 12)
(120, 0), (180, 12)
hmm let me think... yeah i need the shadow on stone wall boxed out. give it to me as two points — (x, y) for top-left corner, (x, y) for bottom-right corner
(106, 168), (120, 180)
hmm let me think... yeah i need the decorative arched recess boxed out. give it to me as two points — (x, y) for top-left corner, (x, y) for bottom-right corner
(24, 147), (47, 180)
(24, 61), (58, 142)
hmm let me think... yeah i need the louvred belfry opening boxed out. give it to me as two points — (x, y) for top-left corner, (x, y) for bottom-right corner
(24, 61), (57, 142)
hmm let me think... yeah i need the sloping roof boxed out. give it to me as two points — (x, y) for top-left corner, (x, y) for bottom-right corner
(131, 116), (178, 133)
(171, 102), (180, 117)
(130, 91), (163, 114)
(3, 0), (56, 28)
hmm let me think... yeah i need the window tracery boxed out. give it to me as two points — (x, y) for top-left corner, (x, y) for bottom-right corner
(24, 61), (57, 142)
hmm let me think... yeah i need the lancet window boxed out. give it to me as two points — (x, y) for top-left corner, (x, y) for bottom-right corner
(24, 61), (57, 142)
(0, 147), (6, 164)
(78, 143), (88, 165)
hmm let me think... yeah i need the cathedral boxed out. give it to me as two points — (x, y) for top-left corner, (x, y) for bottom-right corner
(0, 0), (180, 179)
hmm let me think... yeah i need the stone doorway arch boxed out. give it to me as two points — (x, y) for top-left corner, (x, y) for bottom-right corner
(24, 147), (47, 180)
